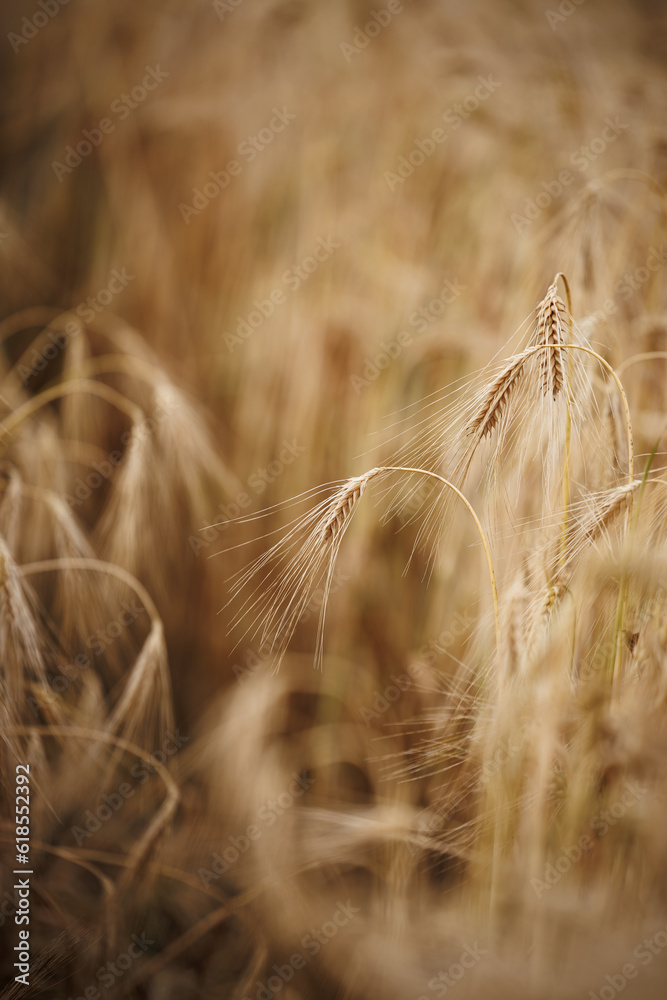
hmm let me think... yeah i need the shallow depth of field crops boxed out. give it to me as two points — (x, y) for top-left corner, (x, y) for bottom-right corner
(1, 1), (667, 997)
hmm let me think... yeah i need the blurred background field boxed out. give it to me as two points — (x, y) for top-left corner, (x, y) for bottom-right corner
(1, 0), (667, 997)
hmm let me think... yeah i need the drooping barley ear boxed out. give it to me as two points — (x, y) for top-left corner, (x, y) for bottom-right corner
(457, 351), (529, 483)
(532, 280), (568, 399)
(578, 482), (640, 548)
(0, 378), (144, 452)
(227, 469), (384, 673)
(465, 354), (528, 442)
(320, 470), (379, 544)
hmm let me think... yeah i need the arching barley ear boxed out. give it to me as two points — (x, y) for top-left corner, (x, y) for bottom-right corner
(456, 350), (530, 483)
(227, 468), (384, 672)
(465, 354), (528, 444)
(319, 471), (378, 544)
(569, 482), (641, 558)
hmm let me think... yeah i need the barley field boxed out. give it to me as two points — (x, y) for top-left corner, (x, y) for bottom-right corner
(1, 0), (667, 997)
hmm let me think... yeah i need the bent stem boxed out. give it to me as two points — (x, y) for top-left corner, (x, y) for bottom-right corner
(0, 379), (144, 449)
(19, 557), (174, 745)
(379, 466), (500, 657)
(523, 341), (634, 486)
